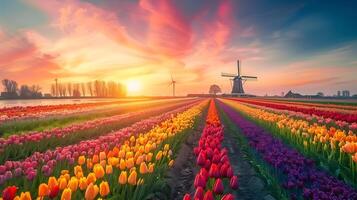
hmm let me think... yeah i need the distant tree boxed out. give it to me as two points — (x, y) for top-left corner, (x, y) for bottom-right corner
(209, 84), (222, 95)
(317, 92), (324, 97)
(81, 83), (86, 97)
(51, 84), (56, 96)
(2, 79), (18, 93)
(87, 82), (93, 97)
(19, 84), (42, 98)
(67, 83), (73, 97)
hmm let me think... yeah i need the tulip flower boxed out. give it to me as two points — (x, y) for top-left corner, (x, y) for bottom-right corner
(194, 187), (204, 200)
(79, 177), (88, 190)
(221, 194), (235, 200)
(203, 190), (213, 200)
(230, 176), (239, 190)
(194, 174), (206, 189)
(183, 194), (191, 200)
(60, 188), (71, 200)
(197, 152), (206, 166)
(85, 183), (99, 200)
(58, 177), (68, 190)
(208, 164), (219, 178)
(86, 173), (97, 185)
(48, 177), (58, 190)
(2, 186), (17, 200)
(155, 151), (163, 160)
(38, 183), (49, 197)
(93, 164), (105, 179)
(105, 165), (113, 174)
(78, 156), (86, 165)
(99, 152), (106, 161)
(74, 165), (82, 176)
(49, 185), (59, 199)
(18, 192), (31, 200)
(119, 159), (126, 170)
(126, 158), (134, 169)
(213, 178), (224, 194)
(168, 160), (174, 167)
(139, 162), (148, 174)
(68, 177), (79, 192)
(118, 171), (127, 185)
(128, 170), (137, 185)
(99, 181), (110, 197)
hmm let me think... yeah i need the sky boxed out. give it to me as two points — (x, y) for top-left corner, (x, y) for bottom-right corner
(0, 0), (356, 96)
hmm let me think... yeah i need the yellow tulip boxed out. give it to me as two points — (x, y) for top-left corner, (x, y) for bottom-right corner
(93, 164), (105, 179)
(38, 183), (49, 197)
(146, 153), (153, 162)
(63, 173), (70, 182)
(19, 192), (31, 200)
(168, 160), (174, 167)
(99, 181), (110, 197)
(85, 183), (99, 200)
(58, 177), (68, 190)
(155, 151), (163, 160)
(144, 143), (152, 153)
(86, 173), (97, 185)
(79, 177), (88, 190)
(130, 136), (135, 143)
(99, 151), (106, 161)
(148, 163), (154, 173)
(61, 188), (71, 200)
(118, 171), (127, 185)
(78, 156), (86, 165)
(126, 151), (134, 159)
(108, 157), (119, 166)
(126, 158), (134, 169)
(76, 171), (84, 179)
(164, 144), (170, 151)
(61, 170), (69, 175)
(68, 177), (78, 192)
(119, 150), (126, 159)
(48, 177), (58, 190)
(119, 159), (126, 170)
(128, 170), (137, 185)
(74, 165), (82, 176)
(139, 162), (148, 174)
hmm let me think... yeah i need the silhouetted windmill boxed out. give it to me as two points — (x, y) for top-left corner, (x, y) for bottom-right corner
(169, 74), (176, 97)
(221, 60), (257, 94)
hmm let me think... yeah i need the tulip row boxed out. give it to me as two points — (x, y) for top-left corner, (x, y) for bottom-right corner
(266, 99), (357, 111)
(0, 99), (200, 163)
(238, 100), (356, 131)
(219, 100), (357, 199)
(0, 100), (205, 188)
(222, 99), (357, 185)
(229, 98), (357, 124)
(0, 100), (207, 200)
(183, 101), (238, 200)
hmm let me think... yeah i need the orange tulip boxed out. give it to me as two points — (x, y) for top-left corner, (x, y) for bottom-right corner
(144, 143), (152, 153)
(92, 155), (99, 164)
(68, 177), (78, 192)
(126, 158), (134, 169)
(118, 171), (127, 185)
(58, 177), (68, 190)
(86, 159), (93, 169)
(99, 151), (106, 161)
(108, 157), (119, 166)
(119, 150), (126, 159)
(85, 183), (99, 200)
(105, 165), (113, 174)
(61, 188), (71, 200)
(119, 159), (126, 170)
(148, 163), (154, 173)
(155, 151), (163, 160)
(93, 164), (105, 179)
(48, 177), (58, 190)
(99, 181), (110, 197)
(136, 155), (144, 165)
(86, 173), (97, 185)
(146, 153), (153, 162)
(61, 170), (69, 175)
(353, 153), (357, 163)
(74, 165), (82, 176)
(78, 156), (86, 165)
(100, 160), (106, 168)
(126, 151), (134, 159)
(139, 162), (148, 174)
(128, 170), (137, 185)
(79, 177), (88, 190)
(38, 183), (49, 197)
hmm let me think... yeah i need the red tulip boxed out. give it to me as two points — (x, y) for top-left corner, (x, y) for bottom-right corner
(212, 154), (220, 164)
(183, 193), (191, 200)
(221, 194), (235, 200)
(213, 178), (224, 194)
(49, 185), (60, 198)
(2, 186), (17, 200)
(226, 166), (233, 178)
(203, 190), (214, 200)
(197, 152), (206, 167)
(194, 187), (204, 200)
(199, 168), (208, 182)
(209, 164), (219, 178)
(194, 174), (206, 188)
(220, 163), (228, 177)
(230, 176), (239, 190)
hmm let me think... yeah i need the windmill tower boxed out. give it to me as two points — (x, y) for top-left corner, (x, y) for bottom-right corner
(169, 74), (176, 97)
(221, 60), (257, 94)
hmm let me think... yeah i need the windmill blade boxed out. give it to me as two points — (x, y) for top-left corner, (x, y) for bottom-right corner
(237, 60), (241, 76)
(221, 72), (236, 77)
(241, 76), (257, 79)
(171, 73), (174, 82)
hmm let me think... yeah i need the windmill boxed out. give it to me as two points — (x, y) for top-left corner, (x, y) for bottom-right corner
(169, 74), (176, 97)
(221, 60), (257, 94)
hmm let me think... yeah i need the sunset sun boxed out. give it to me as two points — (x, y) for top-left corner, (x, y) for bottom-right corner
(126, 80), (141, 93)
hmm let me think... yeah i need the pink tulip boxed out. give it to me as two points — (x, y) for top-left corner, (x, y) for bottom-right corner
(213, 178), (224, 194)
(230, 176), (239, 190)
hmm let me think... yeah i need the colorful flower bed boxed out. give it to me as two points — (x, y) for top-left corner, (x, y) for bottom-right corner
(0, 101), (207, 199)
(219, 100), (357, 199)
(0, 99), (200, 163)
(229, 98), (357, 124)
(183, 101), (238, 200)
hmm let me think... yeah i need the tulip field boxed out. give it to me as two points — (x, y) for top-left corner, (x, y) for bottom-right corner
(1, 98), (357, 200)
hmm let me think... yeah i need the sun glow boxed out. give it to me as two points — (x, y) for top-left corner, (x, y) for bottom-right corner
(126, 80), (141, 93)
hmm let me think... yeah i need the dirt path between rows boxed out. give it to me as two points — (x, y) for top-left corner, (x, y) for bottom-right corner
(167, 123), (204, 199)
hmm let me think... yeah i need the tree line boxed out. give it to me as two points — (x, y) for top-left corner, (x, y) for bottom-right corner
(1, 79), (126, 99)
(50, 80), (126, 98)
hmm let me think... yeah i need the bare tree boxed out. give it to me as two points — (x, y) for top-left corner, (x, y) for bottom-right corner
(81, 83), (86, 97)
(67, 83), (73, 97)
(87, 82), (93, 97)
